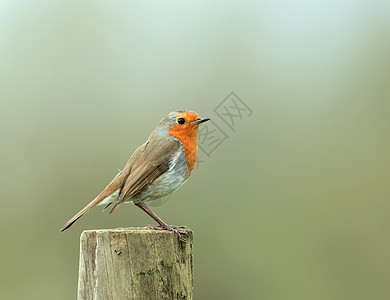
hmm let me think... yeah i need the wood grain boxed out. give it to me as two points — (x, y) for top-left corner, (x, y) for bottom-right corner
(77, 228), (193, 300)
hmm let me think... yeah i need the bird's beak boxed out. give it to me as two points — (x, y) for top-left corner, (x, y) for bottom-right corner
(191, 117), (210, 124)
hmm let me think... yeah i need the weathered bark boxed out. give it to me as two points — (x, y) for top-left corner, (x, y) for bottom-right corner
(77, 227), (193, 300)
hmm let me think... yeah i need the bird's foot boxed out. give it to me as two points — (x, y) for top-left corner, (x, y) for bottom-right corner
(145, 224), (188, 236)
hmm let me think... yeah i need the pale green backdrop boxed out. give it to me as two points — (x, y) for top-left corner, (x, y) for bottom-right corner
(1, 1), (390, 299)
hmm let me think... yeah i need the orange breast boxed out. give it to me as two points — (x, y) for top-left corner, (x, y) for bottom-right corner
(168, 126), (199, 176)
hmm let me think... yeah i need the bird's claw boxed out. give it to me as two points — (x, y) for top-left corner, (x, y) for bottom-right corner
(145, 224), (188, 236)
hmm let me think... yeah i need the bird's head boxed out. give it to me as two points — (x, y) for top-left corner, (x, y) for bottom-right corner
(154, 111), (210, 142)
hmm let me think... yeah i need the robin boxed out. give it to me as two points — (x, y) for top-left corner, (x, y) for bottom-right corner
(61, 111), (210, 234)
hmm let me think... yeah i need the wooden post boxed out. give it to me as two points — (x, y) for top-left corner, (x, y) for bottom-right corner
(77, 227), (193, 300)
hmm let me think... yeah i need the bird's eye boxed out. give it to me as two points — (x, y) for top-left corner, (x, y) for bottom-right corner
(177, 118), (185, 125)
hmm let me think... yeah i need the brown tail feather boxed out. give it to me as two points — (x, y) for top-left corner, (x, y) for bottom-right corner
(61, 194), (106, 232)
(60, 176), (125, 232)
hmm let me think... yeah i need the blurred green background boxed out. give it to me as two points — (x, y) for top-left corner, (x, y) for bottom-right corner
(1, 1), (390, 299)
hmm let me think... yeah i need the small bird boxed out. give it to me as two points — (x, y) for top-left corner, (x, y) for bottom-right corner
(61, 111), (210, 234)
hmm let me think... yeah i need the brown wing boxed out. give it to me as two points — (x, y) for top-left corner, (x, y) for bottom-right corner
(109, 136), (180, 213)
(61, 136), (179, 232)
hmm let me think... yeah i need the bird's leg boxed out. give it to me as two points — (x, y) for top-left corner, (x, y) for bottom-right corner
(135, 202), (187, 235)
